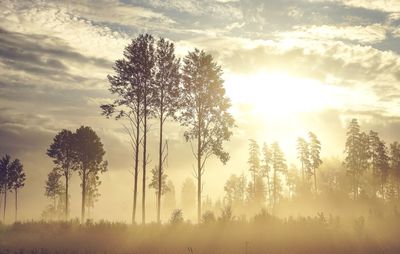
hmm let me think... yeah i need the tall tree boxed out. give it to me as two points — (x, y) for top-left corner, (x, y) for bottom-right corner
(248, 139), (261, 197)
(133, 34), (156, 224)
(101, 36), (145, 224)
(47, 129), (75, 220)
(369, 131), (389, 199)
(271, 142), (287, 211)
(0, 155), (17, 223)
(261, 143), (273, 206)
(344, 119), (370, 199)
(309, 132), (322, 194)
(9, 158), (25, 222)
(73, 126), (107, 223)
(153, 38), (180, 223)
(179, 49), (235, 223)
(296, 137), (310, 182)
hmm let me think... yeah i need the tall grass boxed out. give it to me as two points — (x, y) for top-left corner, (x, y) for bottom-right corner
(1, 210), (400, 254)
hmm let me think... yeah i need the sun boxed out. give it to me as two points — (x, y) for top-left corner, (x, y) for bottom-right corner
(225, 71), (345, 120)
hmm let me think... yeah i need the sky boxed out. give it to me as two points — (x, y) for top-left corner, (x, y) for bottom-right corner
(1, 0), (400, 222)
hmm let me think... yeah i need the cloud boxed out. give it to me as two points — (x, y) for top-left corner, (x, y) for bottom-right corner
(0, 0), (129, 61)
(278, 23), (388, 44)
(309, 0), (400, 13)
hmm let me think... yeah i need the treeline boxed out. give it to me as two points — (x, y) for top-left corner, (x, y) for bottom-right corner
(219, 119), (400, 218)
(0, 155), (26, 223)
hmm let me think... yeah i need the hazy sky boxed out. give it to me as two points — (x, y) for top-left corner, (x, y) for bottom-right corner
(1, 0), (400, 222)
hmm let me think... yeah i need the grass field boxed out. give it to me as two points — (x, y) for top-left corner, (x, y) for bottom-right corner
(1, 210), (400, 254)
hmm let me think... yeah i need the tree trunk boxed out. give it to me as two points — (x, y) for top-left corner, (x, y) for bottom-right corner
(14, 189), (17, 222)
(65, 174), (69, 220)
(132, 102), (140, 225)
(314, 167), (317, 195)
(157, 110), (163, 223)
(142, 93), (148, 225)
(197, 121), (202, 224)
(3, 187), (6, 223)
(81, 171), (87, 223)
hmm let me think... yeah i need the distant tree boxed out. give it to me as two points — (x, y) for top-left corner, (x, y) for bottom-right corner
(369, 131), (390, 199)
(181, 178), (196, 216)
(296, 137), (311, 182)
(149, 166), (170, 211)
(45, 169), (64, 219)
(73, 126), (107, 223)
(179, 49), (235, 223)
(309, 132), (322, 194)
(248, 140), (261, 198)
(152, 38), (181, 223)
(0, 155), (23, 223)
(390, 142), (400, 200)
(169, 209), (184, 224)
(224, 174), (246, 211)
(164, 180), (176, 216)
(261, 143), (272, 206)
(47, 129), (75, 220)
(9, 158), (25, 221)
(344, 119), (369, 199)
(85, 172), (101, 219)
(271, 142), (287, 210)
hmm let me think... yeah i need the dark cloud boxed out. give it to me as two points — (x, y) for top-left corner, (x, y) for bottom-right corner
(0, 28), (113, 84)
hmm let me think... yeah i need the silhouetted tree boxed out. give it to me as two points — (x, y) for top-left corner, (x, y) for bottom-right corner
(179, 49), (235, 223)
(369, 131), (389, 199)
(73, 126), (107, 223)
(0, 155), (23, 223)
(309, 132), (322, 194)
(271, 142), (287, 210)
(47, 129), (75, 220)
(296, 137), (311, 182)
(153, 38), (180, 223)
(344, 119), (369, 199)
(262, 143), (272, 206)
(248, 139), (261, 197)
(101, 36), (144, 224)
(9, 158), (25, 221)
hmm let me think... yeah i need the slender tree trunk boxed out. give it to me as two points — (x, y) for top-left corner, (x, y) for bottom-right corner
(14, 189), (17, 222)
(157, 109), (163, 223)
(65, 174), (69, 220)
(81, 171), (87, 223)
(132, 102), (140, 225)
(197, 123), (202, 224)
(314, 167), (317, 195)
(142, 94), (148, 224)
(3, 188), (7, 223)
